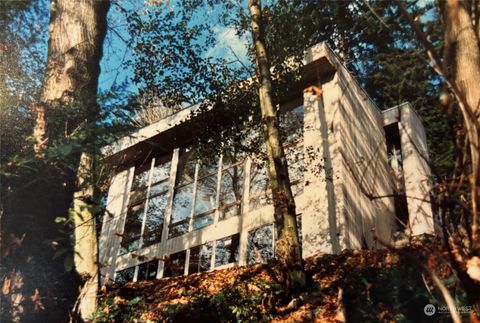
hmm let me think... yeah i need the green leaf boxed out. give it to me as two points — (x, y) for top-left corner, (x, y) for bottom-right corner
(55, 217), (67, 223)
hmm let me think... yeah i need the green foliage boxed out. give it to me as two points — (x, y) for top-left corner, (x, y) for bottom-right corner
(93, 296), (146, 323)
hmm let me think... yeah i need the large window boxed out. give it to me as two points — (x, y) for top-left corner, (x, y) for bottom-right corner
(120, 154), (172, 254)
(215, 234), (240, 267)
(170, 149), (197, 238)
(219, 155), (244, 220)
(188, 243), (213, 274)
(247, 224), (274, 265)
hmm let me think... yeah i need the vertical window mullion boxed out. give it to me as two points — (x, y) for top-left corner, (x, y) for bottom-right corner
(161, 149), (179, 243)
(241, 157), (252, 215)
(188, 163), (200, 232)
(213, 155), (223, 224)
(184, 249), (191, 276)
(138, 158), (155, 249)
(210, 240), (217, 271)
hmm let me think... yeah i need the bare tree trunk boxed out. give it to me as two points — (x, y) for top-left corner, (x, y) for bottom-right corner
(441, 0), (480, 247)
(248, 0), (306, 294)
(1, 0), (110, 321)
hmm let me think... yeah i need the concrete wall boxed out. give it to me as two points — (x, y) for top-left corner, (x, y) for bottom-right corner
(382, 104), (435, 235)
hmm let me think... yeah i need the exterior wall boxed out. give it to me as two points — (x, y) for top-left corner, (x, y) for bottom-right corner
(382, 104), (435, 235)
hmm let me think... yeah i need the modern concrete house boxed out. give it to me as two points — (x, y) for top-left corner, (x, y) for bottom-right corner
(99, 42), (435, 284)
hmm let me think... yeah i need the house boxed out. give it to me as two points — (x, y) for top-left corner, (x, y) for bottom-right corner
(98, 42), (435, 284)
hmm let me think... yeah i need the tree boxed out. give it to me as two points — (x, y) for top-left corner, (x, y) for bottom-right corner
(1, 0), (110, 321)
(248, 0), (305, 293)
(394, 0), (480, 315)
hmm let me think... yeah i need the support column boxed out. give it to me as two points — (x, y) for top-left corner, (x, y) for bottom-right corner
(99, 167), (133, 283)
(301, 90), (339, 256)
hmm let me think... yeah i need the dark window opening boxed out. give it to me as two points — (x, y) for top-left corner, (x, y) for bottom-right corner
(215, 234), (240, 267)
(247, 225), (274, 265)
(384, 123), (409, 230)
(384, 123), (403, 171)
(137, 260), (158, 281)
(115, 267), (135, 285)
(164, 251), (186, 277)
(188, 243), (212, 274)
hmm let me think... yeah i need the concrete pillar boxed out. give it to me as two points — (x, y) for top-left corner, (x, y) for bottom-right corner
(398, 105), (435, 235)
(301, 90), (340, 256)
(99, 167), (133, 282)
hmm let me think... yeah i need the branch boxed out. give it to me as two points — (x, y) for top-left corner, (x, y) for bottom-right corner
(376, 237), (462, 323)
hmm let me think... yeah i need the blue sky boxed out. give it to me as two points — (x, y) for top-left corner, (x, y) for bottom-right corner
(98, 1), (250, 96)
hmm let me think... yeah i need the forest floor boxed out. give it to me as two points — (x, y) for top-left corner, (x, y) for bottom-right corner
(95, 238), (471, 322)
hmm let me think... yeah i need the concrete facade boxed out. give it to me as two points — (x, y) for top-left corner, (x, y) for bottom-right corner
(99, 42), (434, 284)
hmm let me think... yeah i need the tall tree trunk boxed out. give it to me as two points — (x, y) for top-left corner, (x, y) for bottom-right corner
(33, 0), (110, 156)
(2, 0), (109, 322)
(441, 0), (480, 315)
(441, 0), (480, 248)
(248, 0), (306, 294)
(72, 153), (100, 321)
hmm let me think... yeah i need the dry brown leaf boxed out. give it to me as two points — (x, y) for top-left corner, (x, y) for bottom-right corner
(30, 289), (45, 311)
(2, 277), (11, 295)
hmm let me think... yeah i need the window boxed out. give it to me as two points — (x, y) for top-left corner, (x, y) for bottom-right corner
(144, 158), (171, 246)
(188, 243), (213, 274)
(219, 156), (244, 220)
(137, 260), (158, 281)
(247, 225), (274, 265)
(215, 234), (240, 267)
(115, 266), (135, 284)
(249, 157), (271, 211)
(170, 149), (196, 238)
(164, 251), (186, 277)
(192, 160), (217, 230)
(120, 155), (172, 255)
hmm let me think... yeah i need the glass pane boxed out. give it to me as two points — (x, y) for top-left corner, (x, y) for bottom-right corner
(215, 234), (240, 267)
(137, 260), (158, 281)
(249, 160), (271, 210)
(143, 193), (167, 246)
(164, 251), (186, 278)
(130, 168), (150, 204)
(115, 267), (135, 284)
(280, 105), (304, 145)
(168, 222), (189, 239)
(247, 225), (274, 265)
(151, 158), (171, 184)
(171, 183), (194, 237)
(194, 174), (217, 215)
(150, 179), (169, 197)
(119, 203), (143, 254)
(219, 163), (243, 220)
(188, 243), (212, 274)
(192, 211), (214, 230)
(197, 159), (217, 178)
(176, 149), (196, 186)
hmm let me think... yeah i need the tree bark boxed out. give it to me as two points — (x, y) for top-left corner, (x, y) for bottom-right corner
(248, 0), (306, 294)
(33, 0), (110, 155)
(441, 0), (480, 247)
(72, 153), (100, 321)
(2, 0), (110, 321)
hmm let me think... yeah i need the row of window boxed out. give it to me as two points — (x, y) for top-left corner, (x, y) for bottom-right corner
(115, 224), (275, 284)
(119, 106), (305, 255)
